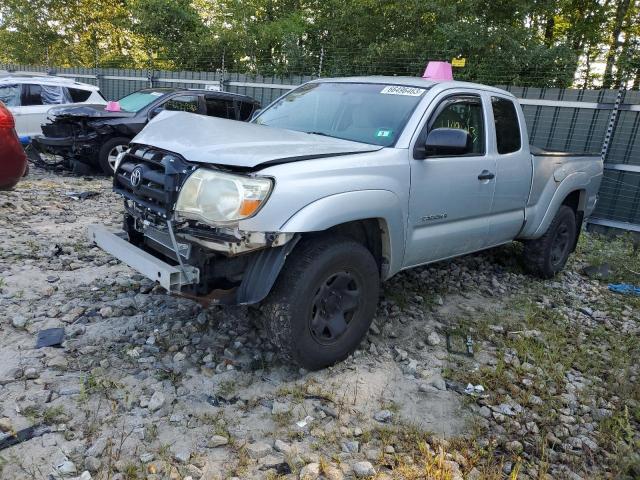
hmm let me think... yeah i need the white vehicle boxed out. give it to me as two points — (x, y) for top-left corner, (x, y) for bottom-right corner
(0, 73), (106, 138)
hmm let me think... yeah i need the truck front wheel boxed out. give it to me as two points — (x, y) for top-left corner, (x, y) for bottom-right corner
(523, 205), (577, 279)
(262, 235), (380, 370)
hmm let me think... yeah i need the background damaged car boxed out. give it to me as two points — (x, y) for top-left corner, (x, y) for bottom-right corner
(33, 88), (260, 175)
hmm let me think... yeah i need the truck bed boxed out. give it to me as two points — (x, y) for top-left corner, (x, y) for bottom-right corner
(530, 145), (602, 158)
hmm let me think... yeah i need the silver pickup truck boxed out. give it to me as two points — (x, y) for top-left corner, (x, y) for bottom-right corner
(88, 77), (603, 370)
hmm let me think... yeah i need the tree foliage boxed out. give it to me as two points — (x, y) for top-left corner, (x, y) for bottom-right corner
(0, 0), (638, 87)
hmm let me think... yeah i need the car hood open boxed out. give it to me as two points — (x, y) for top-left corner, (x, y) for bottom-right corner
(48, 104), (136, 120)
(132, 110), (383, 168)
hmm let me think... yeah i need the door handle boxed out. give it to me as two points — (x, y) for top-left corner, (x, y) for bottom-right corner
(478, 170), (495, 180)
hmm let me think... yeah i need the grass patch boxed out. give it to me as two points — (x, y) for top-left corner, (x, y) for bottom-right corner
(369, 423), (507, 479)
(21, 405), (67, 425)
(79, 372), (122, 402)
(444, 274), (639, 477)
(577, 232), (640, 284)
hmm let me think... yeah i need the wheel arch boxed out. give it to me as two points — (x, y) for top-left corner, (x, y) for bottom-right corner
(521, 171), (590, 239)
(279, 190), (405, 279)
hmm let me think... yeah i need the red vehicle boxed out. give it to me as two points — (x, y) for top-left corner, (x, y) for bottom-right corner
(0, 101), (27, 189)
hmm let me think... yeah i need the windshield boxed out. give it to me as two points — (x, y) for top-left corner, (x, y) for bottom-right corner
(254, 82), (427, 146)
(117, 90), (166, 112)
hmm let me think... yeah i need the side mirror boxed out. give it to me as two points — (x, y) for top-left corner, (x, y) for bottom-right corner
(149, 106), (164, 119)
(250, 108), (262, 121)
(422, 128), (472, 157)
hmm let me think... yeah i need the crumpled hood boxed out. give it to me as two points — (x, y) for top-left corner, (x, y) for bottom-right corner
(132, 110), (382, 168)
(48, 104), (135, 120)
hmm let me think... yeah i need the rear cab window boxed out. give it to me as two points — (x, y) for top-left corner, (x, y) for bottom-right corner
(491, 97), (522, 154)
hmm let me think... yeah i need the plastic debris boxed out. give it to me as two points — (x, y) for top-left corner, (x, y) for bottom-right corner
(608, 283), (640, 296)
(446, 330), (474, 357)
(296, 415), (314, 428)
(36, 327), (65, 348)
(65, 191), (99, 201)
(0, 424), (50, 451)
(464, 383), (485, 395)
(583, 263), (611, 280)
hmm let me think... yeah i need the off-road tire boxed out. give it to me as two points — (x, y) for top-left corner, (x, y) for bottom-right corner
(98, 137), (130, 175)
(523, 205), (577, 279)
(262, 235), (380, 370)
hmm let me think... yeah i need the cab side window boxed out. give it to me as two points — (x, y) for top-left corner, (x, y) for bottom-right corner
(164, 95), (200, 113)
(67, 87), (92, 103)
(238, 101), (257, 121)
(21, 84), (44, 105)
(205, 97), (234, 118)
(0, 85), (21, 106)
(22, 84), (67, 105)
(491, 97), (521, 154)
(430, 96), (485, 155)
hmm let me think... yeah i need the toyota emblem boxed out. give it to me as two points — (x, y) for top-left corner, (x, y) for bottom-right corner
(130, 167), (143, 188)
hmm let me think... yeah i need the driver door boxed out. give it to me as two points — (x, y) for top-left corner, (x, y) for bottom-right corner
(403, 93), (497, 268)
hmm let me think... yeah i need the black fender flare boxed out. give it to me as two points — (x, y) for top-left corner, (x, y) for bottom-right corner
(234, 235), (301, 305)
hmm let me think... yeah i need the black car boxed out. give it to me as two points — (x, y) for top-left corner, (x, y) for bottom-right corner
(33, 88), (260, 174)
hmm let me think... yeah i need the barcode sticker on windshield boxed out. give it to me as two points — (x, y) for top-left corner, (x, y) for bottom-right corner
(380, 86), (425, 96)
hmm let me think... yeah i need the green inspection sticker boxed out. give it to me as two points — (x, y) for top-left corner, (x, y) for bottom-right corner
(376, 129), (393, 138)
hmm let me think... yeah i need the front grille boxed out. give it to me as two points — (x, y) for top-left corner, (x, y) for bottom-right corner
(113, 144), (196, 218)
(42, 121), (77, 138)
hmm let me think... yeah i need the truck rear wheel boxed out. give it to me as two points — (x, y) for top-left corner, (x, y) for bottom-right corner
(262, 235), (380, 370)
(523, 205), (577, 279)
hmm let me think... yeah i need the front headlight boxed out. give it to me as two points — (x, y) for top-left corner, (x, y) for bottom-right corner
(175, 169), (273, 224)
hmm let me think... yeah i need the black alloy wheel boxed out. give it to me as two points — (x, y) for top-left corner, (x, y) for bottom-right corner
(310, 271), (362, 345)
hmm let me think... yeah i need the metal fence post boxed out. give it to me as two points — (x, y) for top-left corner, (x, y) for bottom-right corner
(601, 81), (626, 161)
(95, 67), (102, 92)
(318, 47), (324, 78)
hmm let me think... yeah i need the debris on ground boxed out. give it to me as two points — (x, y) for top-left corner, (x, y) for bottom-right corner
(65, 190), (100, 200)
(609, 283), (640, 296)
(0, 424), (50, 451)
(463, 383), (485, 396)
(0, 165), (637, 479)
(35, 327), (65, 348)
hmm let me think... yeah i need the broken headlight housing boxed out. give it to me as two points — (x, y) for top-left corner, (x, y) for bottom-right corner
(175, 169), (273, 224)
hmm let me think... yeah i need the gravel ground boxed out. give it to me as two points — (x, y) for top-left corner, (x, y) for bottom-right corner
(0, 166), (638, 480)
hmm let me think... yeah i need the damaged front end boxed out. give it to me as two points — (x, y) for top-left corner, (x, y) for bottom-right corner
(34, 116), (101, 161)
(33, 106), (134, 166)
(89, 144), (297, 306)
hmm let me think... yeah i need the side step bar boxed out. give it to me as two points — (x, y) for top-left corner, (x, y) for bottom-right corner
(87, 224), (199, 292)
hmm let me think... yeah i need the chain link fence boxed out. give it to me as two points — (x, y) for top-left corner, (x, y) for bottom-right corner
(2, 60), (639, 233)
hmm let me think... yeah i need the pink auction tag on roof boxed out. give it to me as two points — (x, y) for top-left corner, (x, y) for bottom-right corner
(105, 101), (121, 112)
(422, 61), (453, 81)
